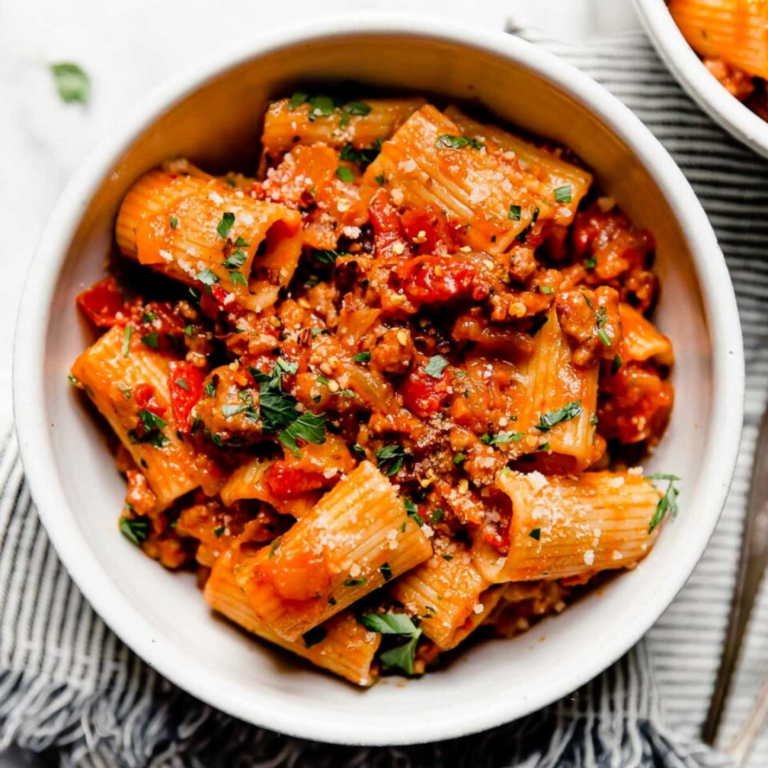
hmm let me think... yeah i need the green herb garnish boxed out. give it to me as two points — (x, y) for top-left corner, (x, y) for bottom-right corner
(436, 134), (484, 150)
(423, 355), (449, 379)
(535, 401), (583, 432)
(51, 62), (90, 104)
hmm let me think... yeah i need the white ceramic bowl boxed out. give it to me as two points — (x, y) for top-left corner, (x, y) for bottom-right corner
(13, 14), (744, 746)
(634, 0), (768, 158)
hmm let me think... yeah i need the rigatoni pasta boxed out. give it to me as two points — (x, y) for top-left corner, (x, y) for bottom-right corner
(205, 548), (381, 686)
(668, 0), (768, 119)
(70, 90), (677, 685)
(233, 461), (432, 641)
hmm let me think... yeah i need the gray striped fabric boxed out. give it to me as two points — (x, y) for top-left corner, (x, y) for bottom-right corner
(0, 27), (763, 768)
(528, 30), (768, 767)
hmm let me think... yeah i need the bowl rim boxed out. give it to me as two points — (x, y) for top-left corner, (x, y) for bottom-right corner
(13, 13), (745, 746)
(633, 0), (768, 159)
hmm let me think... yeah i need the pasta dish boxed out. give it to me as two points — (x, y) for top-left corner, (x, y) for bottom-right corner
(669, 0), (768, 119)
(69, 94), (677, 686)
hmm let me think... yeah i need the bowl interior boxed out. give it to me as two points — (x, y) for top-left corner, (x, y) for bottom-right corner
(26, 28), (723, 744)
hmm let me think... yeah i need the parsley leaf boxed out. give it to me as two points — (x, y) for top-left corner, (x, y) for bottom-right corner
(216, 212), (235, 239)
(481, 431), (524, 446)
(339, 139), (383, 168)
(119, 516), (149, 546)
(196, 267), (219, 286)
(376, 444), (406, 476)
(222, 249), (247, 269)
(169, 215), (179, 229)
(308, 95), (335, 120)
(279, 411), (327, 457)
(122, 325), (132, 357)
(140, 332), (159, 350)
(352, 351), (371, 364)
(345, 101), (372, 116)
(380, 563), (393, 581)
(508, 204), (521, 221)
(289, 91), (309, 111)
(423, 355), (449, 379)
(554, 184), (573, 204)
(344, 578), (367, 587)
(647, 474), (681, 534)
(314, 249), (344, 265)
(436, 134), (484, 150)
(361, 612), (419, 636)
(361, 609), (426, 675)
(612, 354), (623, 375)
(51, 62), (90, 105)
(335, 166), (355, 183)
(535, 400), (583, 432)
(529, 528), (541, 541)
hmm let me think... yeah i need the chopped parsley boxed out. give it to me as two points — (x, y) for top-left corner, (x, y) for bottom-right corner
(539, 286), (554, 295)
(140, 332), (159, 350)
(222, 249), (247, 269)
(335, 166), (355, 183)
(339, 139), (383, 167)
(612, 354), (623, 375)
(585, 258), (597, 270)
(453, 453), (467, 465)
(214, 525), (226, 538)
(431, 509), (444, 525)
(508, 204), (522, 221)
(537, 442), (551, 451)
(360, 613), (422, 676)
(598, 328), (611, 347)
(535, 400), (583, 432)
(196, 267), (219, 286)
(119, 515), (149, 546)
(175, 378), (190, 392)
(345, 100), (372, 116)
(481, 431), (524, 446)
(403, 498), (424, 527)
(117, 385), (132, 399)
(375, 173), (386, 186)
(529, 528), (541, 541)
(288, 91), (309, 111)
(436, 134), (484, 150)
(122, 325), (132, 357)
(442, 554), (453, 562)
(423, 355), (449, 379)
(216, 212), (235, 239)
(647, 474), (681, 534)
(352, 351), (371, 364)
(169, 215), (179, 229)
(51, 62), (90, 105)
(376, 444), (406, 476)
(229, 270), (247, 286)
(302, 626), (327, 648)
(222, 404), (249, 418)
(344, 578), (367, 587)
(279, 411), (327, 457)
(308, 96), (335, 120)
(311, 327), (330, 337)
(380, 563), (393, 582)
(554, 184), (573, 203)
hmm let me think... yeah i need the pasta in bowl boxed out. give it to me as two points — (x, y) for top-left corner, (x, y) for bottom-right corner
(14, 18), (742, 744)
(635, 0), (768, 157)
(69, 97), (678, 686)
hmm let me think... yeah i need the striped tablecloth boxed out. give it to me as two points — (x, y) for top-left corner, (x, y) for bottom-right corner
(0, 25), (766, 768)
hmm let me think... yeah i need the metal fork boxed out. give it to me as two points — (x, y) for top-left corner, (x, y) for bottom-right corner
(701, 404), (768, 752)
